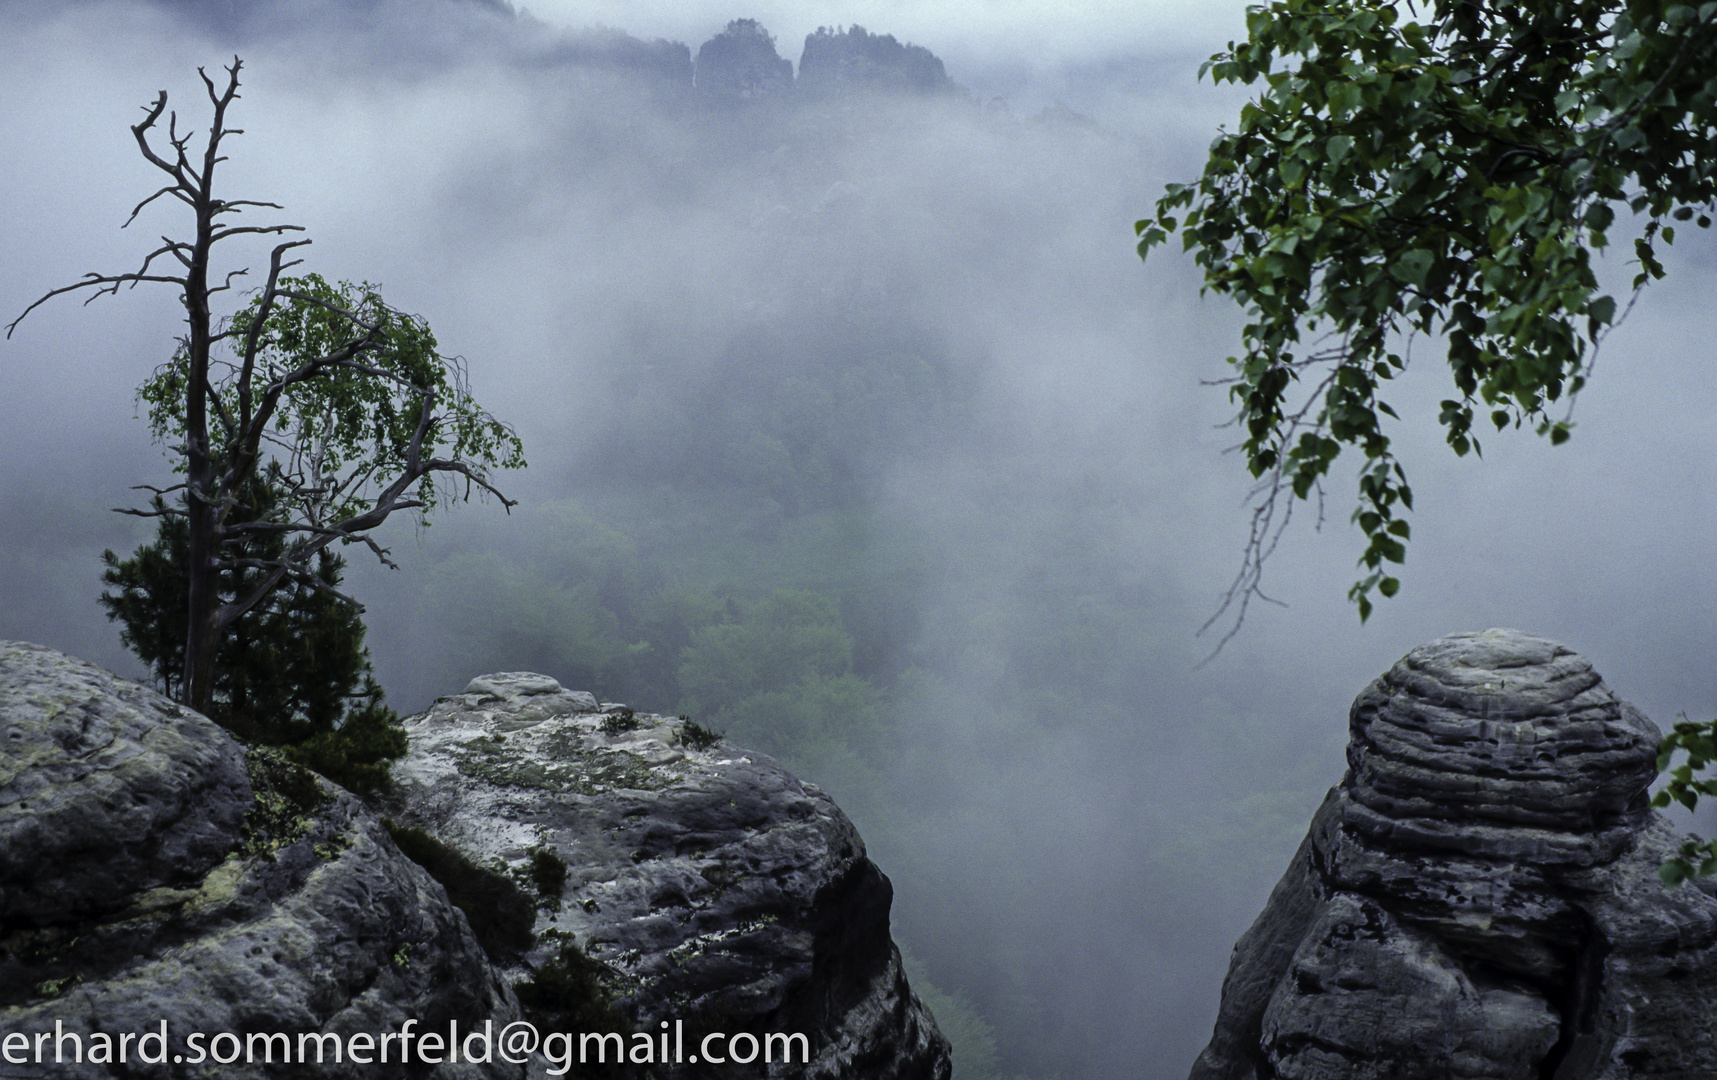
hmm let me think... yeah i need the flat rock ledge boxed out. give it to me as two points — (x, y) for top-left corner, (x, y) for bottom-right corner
(379, 671), (952, 1080)
(1190, 629), (1717, 1080)
(0, 641), (523, 1079)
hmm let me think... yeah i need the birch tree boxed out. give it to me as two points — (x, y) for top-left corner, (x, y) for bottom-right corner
(7, 58), (525, 716)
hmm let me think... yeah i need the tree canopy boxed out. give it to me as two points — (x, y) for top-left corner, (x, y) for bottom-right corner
(1140, 0), (1717, 879)
(1138, 0), (1717, 635)
(138, 272), (524, 548)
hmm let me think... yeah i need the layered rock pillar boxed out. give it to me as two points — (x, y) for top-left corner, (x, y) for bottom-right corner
(1190, 629), (1717, 1079)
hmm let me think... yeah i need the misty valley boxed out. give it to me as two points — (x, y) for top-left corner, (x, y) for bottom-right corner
(3, 2), (1717, 1079)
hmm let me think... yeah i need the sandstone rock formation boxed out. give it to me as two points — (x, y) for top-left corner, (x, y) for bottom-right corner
(1189, 629), (1717, 1080)
(0, 641), (523, 1079)
(694, 19), (794, 102)
(796, 26), (953, 98)
(377, 671), (952, 1080)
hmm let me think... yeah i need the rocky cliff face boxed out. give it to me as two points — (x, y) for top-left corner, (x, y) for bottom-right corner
(693, 18), (795, 102)
(1190, 629), (1717, 1080)
(0, 641), (523, 1079)
(377, 671), (951, 1080)
(796, 26), (953, 98)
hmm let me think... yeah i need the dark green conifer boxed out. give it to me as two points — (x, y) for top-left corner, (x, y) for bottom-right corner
(100, 471), (406, 794)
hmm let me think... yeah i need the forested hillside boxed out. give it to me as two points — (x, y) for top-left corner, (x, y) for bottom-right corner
(4, 3), (1716, 1077)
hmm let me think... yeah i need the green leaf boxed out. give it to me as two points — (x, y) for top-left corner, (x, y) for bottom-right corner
(1142, 0), (1712, 634)
(1390, 248), (1435, 287)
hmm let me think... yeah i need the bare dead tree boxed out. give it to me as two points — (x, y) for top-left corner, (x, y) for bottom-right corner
(6, 58), (523, 716)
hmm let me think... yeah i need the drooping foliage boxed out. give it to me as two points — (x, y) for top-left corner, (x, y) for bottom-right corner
(139, 272), (524, 529)
(1140, 0), (1717, 880)
(1138, 0), (1717, 624)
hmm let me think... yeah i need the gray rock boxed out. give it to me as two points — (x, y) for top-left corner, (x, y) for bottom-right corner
(694, 19), (795, 101)
(1190, 629), (1717, 1080)
(796, 26), (953, 99)
(0, 641), (523, 1079)
(378, 672), (952, 1080)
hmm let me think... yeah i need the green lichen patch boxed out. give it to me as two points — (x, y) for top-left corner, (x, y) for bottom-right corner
(239, 747), (328, 858)
(582, 748), (681, 794)
(313, 834), (353, 862)
(449, 725), (686, 796)
(450, 744), (572, 791)
(32, 973), (81, 1000)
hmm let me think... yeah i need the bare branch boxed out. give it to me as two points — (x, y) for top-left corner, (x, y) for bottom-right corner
(207, 266), (251, 301)
(225, 558), (367, 612)
(208, 223), (306, 245)
(225, 501), (426, 542)
(124, 184), (195, 228)
(357, 532), (401, 570)
(1196, 357), (1345, 664)
(127, 91), (186, 187)
(129, 480), (190, 498)
(114, 504), (185, 518)
(419, 457), (518, 510)
(205, 380), (238, 443)
(6, 267), (187, 338)
(272, 286), (383, 330)
(1195, 467), (1296, 667)
(213, 198), (287, 213)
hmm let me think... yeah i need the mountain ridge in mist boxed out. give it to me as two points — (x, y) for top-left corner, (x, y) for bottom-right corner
(92, 0), (1081, 119)
(5, 5), (1716, 1079)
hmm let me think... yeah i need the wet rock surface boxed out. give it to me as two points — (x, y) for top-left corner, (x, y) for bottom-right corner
(0, 641), (522, 1079)
(378, 671), (951, 1080)
(1190, 629), (1717, 1080)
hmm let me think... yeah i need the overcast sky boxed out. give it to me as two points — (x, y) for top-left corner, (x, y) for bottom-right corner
(3, 3), (1716, 1077)
(516, 0), (1245, 63)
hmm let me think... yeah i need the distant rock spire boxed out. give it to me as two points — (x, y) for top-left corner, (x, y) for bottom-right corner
(693, 18), (793, 101)
(797, 25), (953, 98)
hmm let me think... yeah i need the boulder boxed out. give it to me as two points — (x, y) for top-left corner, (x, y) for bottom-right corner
(0, 641), (523, 1079)
(1190, 629), (1717, 1080)
(377, 671), (952, 1080)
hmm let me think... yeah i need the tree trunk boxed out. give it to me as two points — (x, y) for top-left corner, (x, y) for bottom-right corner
(181, 131), (220, 717)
